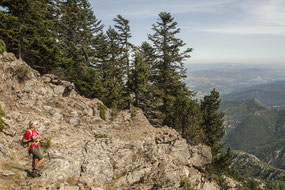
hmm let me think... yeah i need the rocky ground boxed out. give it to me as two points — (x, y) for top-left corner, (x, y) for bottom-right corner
(0, 52), (236, 189)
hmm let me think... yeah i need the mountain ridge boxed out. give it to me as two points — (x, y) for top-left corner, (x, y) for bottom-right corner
(221, 99), (285, 171)
(0, 52), (226, 189)
(221, 80), (285, 109)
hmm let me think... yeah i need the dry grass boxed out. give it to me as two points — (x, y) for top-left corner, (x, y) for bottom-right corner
(66, 175), (77, 186)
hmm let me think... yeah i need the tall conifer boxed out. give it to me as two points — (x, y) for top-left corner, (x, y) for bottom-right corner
(201, 89), (225, 155)
(113, 15), (132, 81)
(95, 27), (127, 110)
(148, 12), (192, 126)
(0, 0), (60, 73)
(129, 51), (150, 109)
(58, 0), (103, 97)
(201, 89), (232, 173)
(113, 15), (134, 106)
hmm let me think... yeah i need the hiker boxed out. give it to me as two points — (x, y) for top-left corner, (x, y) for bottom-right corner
(22, 121), (45, 177)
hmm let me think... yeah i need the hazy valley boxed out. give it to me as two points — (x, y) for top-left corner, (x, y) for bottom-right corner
(186, 63), (285, 97)
(187, 63), (285, 185)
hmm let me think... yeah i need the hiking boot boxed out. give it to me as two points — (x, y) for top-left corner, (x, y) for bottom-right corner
(32, 170), (41, 178)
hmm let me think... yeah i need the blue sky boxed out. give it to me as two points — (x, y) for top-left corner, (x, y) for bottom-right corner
(90, 0), (285, 64)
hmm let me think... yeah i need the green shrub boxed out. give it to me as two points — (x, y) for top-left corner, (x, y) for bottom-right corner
(130, 107), (138, 118)
(98, 103), (107, 120)
(0, 105), (5, 132)
(41, 138), (51, 150)
(94, 133), (108, 139)
(216, 176), (230, 190)
(179, 178), (194, 190)
(0, 117), (4, 132)
(265, 180), (285, 190)
(15, 65), (29, 81)
(0, 39), (6, 54)
(0, 105), (5, 117)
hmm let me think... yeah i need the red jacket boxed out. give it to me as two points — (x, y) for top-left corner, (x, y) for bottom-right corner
(23, 129), (40, 150)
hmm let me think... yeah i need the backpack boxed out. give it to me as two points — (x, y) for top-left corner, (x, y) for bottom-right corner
(20, 129), (32, 148)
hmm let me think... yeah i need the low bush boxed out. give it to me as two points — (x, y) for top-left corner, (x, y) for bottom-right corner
(41, 138), (51, 150)
(98, 103), (107, 120)
(94, 133), (108, 139)
(0, 105), (5, 132)
(0, 39), (6, 54)
(179, 178), (194, 190)
(0, 117), (4, 132)
(0, 105), (5, 117)
(15, 65), (29, 81)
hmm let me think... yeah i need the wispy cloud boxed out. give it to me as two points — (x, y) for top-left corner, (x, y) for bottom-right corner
(203, 0), (285, 35)
(93, 0), (236, 19)
(204, 26), (285, 35)
(250, 0), (285, 26)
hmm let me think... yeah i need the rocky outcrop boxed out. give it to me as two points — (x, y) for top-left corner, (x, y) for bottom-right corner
(0, 52), (221, 189)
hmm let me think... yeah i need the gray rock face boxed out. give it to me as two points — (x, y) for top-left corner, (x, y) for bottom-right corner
(0, 53), (222, 189)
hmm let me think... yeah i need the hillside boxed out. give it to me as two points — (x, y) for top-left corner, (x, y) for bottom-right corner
(0, 53), (230, 189)
(221, 99), (285, 170)
(231, 151), (285, 181)
(221, 81), (285, 109)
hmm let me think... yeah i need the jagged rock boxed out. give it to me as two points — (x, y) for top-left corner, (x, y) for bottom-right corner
(0, 52), (16, 62)
(0, 101), (5, 111)
(0, 170), (15, 176)
(202, 181), (220, 190)
(189, 144), (212, 168)
(52, 112), (63, 121)
(224, 176), (242, 190)
(0, 52), (231, 189)
(65, 186), (80, 190)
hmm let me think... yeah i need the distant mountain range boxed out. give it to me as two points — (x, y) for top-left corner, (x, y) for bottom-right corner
(221, 80), (285, 109)
(185, 63), (285, 96)
(221, 99), (285, 170)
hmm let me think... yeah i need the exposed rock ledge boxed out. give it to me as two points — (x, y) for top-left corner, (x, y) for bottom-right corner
(0, 52), (223, 189)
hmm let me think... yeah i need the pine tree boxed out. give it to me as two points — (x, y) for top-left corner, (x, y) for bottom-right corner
(0, 3), (18, 54)
(0, 0), (60, 73)
(136, 42), (164, 126)
(172, 87), (205, 145)
(57, 0), (104, 97)
(201, 89), (225, 156)
(201, 89), (233, 174)
(113, 15), (133, 106)
(94, 27), (128, 110)
(113, 15), (132, 81)
(148, 12), (193, 127)
(129, 51), (150, 109)
(140, 41), (156, 81)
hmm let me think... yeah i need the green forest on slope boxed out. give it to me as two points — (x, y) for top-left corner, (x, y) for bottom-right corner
(221, 99), (285, 170)
(231, 151), (285, 189)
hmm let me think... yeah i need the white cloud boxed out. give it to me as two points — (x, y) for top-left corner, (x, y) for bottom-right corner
(94, 0), (236, 20)
(202, 0), (285, 35)
(203, 25), (285, 35)
(250, 0), (285, 26)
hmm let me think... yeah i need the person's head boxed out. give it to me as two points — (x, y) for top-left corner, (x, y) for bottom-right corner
(28, 121), (37, 129)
